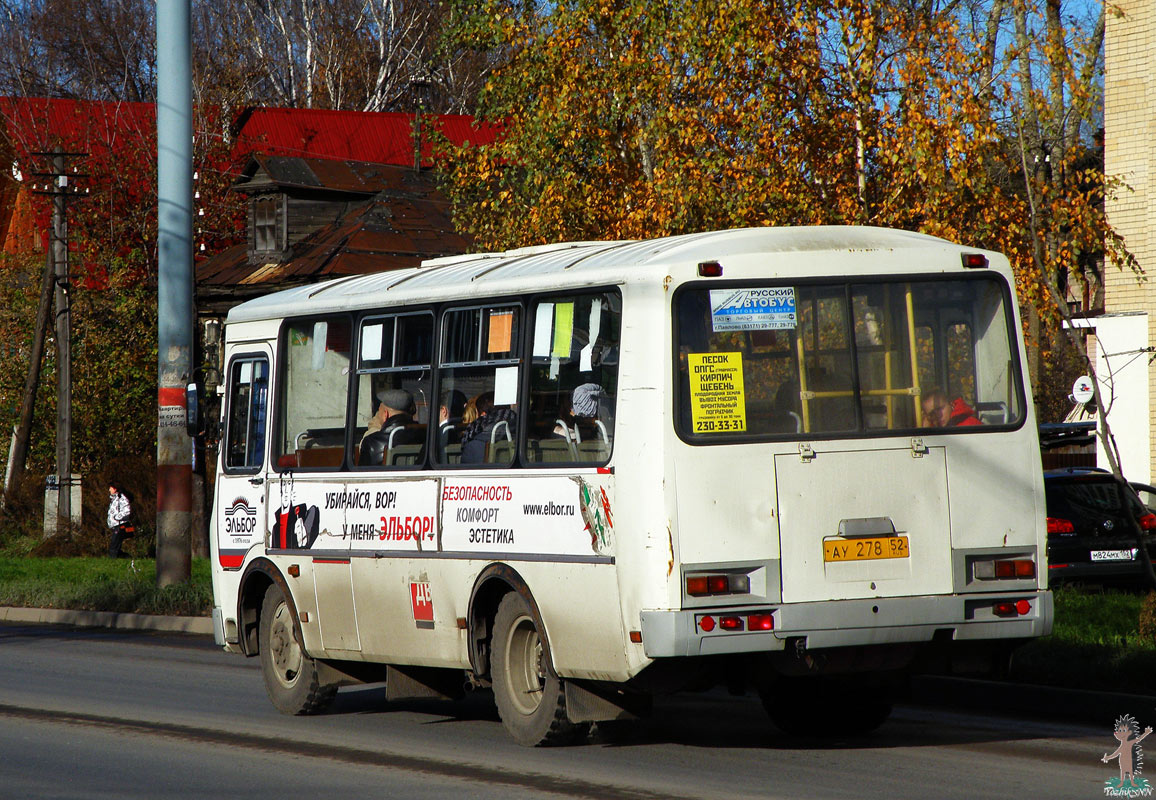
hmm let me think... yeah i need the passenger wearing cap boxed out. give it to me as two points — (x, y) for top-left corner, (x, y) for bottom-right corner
(554, 382), (605, 444)
(358, 387), (422, 466)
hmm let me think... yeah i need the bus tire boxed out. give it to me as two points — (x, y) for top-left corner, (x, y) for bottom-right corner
(491, 592), (580, 746)
(259, 583), (336, 715)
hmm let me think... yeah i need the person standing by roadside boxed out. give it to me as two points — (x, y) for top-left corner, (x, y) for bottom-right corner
(106, 483), (135, 558)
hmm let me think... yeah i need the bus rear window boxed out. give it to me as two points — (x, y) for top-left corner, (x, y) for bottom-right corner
(675, 277), (1024, 440)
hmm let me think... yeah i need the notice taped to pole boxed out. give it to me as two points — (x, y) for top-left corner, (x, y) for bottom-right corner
(688, 352), (746, 433)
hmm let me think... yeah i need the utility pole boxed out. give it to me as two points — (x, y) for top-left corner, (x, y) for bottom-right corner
(29, 150), (87, 535)
(156, 0), (194, 586)
(3, 248), (54, 506)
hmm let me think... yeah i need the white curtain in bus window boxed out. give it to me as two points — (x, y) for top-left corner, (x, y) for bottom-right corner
(276, 316), (351, 469)
(360, 322), (385, 363)
(525, 292), (621, 464)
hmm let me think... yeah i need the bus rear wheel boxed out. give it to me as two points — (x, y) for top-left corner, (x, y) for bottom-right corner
(259, 583), (336, 715)
(491, 592), (581, 746)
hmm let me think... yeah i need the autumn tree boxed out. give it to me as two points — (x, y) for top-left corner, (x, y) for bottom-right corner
(0, 0), (156, 102)
(440, 0), (1125, 418)
(191, 0), (488, 114)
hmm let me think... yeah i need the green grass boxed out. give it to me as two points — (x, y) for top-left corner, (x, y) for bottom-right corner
(1009, 586), (1156, 696)
(0, 557), (212, 617)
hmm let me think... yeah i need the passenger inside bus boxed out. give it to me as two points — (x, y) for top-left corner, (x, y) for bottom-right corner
(438, 389), (467, 452)
(920, 389), (981, 428)
(553, 382), (610, 451)
(460, 392), (518, 463)
(357, 388), (422, 466)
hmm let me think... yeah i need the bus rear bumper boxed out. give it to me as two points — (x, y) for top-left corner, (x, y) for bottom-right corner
(639, 591), (1053, 658)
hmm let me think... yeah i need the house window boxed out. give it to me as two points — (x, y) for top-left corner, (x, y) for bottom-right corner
(252, 195), (285, 255)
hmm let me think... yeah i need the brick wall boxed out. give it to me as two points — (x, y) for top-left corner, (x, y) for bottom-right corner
(1105, 0), (1156, 479)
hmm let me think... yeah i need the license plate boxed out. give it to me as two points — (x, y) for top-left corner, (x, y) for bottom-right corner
(824, 535), (909, 563)
(1090, 549), (1136, 562)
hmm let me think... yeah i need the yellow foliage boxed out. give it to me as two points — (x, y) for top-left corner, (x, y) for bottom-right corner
(437, 0), (1127, 359)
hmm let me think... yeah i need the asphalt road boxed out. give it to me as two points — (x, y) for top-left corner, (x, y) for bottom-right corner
(0, 622), (1129, 799)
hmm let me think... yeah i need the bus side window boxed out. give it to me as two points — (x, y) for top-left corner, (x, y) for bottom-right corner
(436, 305), (522, 467)
(353, 311), (433, 470)
(275, 317), (352, 470)
(525, 292), (621, 465)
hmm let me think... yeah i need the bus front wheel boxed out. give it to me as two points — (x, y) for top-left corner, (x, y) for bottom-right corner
(259, 583), (336, 715)
(491, 592), (581, 746)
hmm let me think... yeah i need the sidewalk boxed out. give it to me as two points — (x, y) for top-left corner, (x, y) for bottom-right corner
(0, 606), (212, 635)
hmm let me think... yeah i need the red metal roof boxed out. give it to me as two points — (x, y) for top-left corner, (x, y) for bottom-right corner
(233, 106), (497, 167)
(0, 96), (155, 155)
(0, 98), (497, 166)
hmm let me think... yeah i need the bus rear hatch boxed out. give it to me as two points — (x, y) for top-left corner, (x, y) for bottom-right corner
(774, 445), (952, 604)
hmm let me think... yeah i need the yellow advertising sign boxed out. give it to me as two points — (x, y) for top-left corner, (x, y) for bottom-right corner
(688, 352), (747, 433)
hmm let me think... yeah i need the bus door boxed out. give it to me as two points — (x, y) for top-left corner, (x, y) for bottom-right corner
(266, 316), (361, 653)
(216, 346), (273, 571)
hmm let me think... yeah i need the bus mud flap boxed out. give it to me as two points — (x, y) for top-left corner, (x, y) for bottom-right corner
(564, 679), (651, 724)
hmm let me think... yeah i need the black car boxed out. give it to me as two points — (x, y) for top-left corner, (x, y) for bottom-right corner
(1044, 469), (1156, 586)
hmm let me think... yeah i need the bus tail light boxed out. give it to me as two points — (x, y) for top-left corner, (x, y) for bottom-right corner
(1047, 517), (1075, 534)
(698, 260), (723, 277)
(686, 573), (751, 597)
(974, 558), (1035, 580)
(993, 599), (1032, 618)
(697, 610), (775, 634)
(1140, 513), (1156, 531)
(747, 613), (774, 631)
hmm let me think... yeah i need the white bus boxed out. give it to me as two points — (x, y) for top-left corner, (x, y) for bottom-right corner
(210, 226), (1050, 745)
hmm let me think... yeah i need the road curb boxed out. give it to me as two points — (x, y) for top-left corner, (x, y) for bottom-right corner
(0, 606), (213, 636)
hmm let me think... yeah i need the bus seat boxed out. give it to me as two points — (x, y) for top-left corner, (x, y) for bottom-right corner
(388, 444), (424, 466)
(555, 419), (574, 442)
(488, 439), (515, 464)
(491, 420), (512, 443)
(577, 440), (610, 462)
(593, 419), (610, 443)
(533, 438), (576, 462)
(443, 443), (462, 464)
(975, 401), (1008, 424)
(296, 446), (344, 468)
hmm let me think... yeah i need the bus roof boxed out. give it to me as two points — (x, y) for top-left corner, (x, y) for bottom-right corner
(225, 225), (983, 324)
